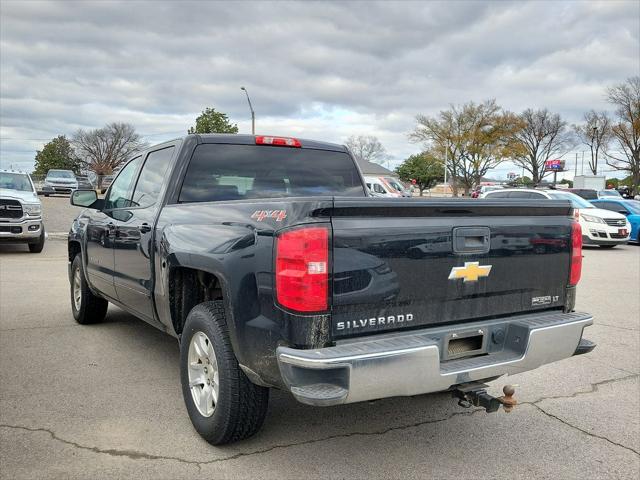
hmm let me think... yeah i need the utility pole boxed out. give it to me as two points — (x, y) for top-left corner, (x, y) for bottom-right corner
(574, 152), (578, 176)
(240, 86), (255, 135)
(443, 146), (447, 188)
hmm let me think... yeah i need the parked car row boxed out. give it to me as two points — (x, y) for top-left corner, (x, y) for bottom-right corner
(481, 188), (638, 246)
(364, 176), (412, 197)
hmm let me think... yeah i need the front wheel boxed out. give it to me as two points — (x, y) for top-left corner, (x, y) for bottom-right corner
(28, 229), (45, 253)
(180, 301), (269, 445)
(70, 255), (108, 324)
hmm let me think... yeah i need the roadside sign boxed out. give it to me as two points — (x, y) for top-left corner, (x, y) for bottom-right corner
(545, 159), (565, 171)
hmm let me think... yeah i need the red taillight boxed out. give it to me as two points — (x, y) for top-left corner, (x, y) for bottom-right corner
(255, 136), (301, 147)
(569, 221), (582, 286)
(276, 226), (328, 312)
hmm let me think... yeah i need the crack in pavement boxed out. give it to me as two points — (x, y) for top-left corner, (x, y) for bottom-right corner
(198, 408), (485, 466)
(518, 374), (640, 457)
(0, 409), (482, 469)
(524, 373), (639, 405)
(0, 424), (203, 472)
(529, 403), (640, 456)
(2, 374), (638, 468)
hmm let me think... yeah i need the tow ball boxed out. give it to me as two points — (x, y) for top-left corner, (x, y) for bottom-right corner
(452, 383), (517, 413)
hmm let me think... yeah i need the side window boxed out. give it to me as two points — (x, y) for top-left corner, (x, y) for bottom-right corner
(131, 147), (175, 208)
(528, 192), (546, 199)
(486, 191), (509, 198)
(104, 157), (142, 210)
(597, 202), (622, 212)
(373, 184), (386, 194)
(508, 191), (538, 199)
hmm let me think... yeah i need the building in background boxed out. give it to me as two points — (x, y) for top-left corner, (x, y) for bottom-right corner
(355, 159), (398, 178)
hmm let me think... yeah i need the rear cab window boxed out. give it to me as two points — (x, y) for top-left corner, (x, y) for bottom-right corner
(178, 144), (365, 203)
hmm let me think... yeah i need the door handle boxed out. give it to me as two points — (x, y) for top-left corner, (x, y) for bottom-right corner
(138, 223), (152, 234)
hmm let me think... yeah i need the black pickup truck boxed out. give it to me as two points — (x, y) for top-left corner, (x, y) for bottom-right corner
(68, 134), (594, 445)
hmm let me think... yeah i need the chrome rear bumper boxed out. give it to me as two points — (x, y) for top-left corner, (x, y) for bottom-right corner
(277, 311), (593, 406)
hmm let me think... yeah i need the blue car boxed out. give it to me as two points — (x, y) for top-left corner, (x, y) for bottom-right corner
(591, 199), (640, 243)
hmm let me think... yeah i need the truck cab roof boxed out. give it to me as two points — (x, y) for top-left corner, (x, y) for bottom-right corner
(190, 134), (348, 153)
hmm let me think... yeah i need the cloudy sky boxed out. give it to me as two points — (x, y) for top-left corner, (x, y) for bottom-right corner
(1, 0), (638, 178)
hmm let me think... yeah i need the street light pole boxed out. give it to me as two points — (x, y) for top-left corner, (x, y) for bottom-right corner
(240, 86), (255, 135)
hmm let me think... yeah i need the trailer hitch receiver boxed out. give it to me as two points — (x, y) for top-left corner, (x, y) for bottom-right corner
(452, 383), (517, 413)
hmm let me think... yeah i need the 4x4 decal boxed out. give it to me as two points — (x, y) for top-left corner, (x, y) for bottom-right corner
(251, 209), (287, 222)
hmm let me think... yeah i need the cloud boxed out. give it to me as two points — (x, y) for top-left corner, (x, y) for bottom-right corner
(0, 0), (638, 172)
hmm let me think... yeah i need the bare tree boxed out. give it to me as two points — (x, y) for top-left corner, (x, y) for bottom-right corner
(509, 109), (572, 185)
(73, 123), (147, 180)
(605, 76), (640, 195)
(573, 110), (611, 175)
(345, 135), (387, 165)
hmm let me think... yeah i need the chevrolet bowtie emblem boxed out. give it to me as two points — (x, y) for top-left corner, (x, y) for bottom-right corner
(448, 262), (492, 282)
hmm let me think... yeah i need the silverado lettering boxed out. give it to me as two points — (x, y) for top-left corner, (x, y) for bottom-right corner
(336, 313), (414, 330)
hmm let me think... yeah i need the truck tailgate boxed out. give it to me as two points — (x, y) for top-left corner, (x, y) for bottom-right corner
(329, 199), (574, 338)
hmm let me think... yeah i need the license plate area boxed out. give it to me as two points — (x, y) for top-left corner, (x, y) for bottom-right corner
(444, 328), (487, 361)
(619, 229), (628, 236)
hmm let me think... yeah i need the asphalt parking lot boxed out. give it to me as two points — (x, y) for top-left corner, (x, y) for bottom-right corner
(39, 194), (84, 235)
(0, 203), (639, 479)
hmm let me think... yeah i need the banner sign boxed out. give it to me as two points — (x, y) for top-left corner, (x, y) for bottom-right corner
(545, 159), (565, 171)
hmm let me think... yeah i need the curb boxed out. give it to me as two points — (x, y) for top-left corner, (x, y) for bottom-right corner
(48, 232), (69, 240)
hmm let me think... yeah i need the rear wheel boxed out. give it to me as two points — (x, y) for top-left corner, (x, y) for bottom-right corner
(28, 229), (45, 253)
(70, 254), (108, 324)
(180, 301), (269, 445)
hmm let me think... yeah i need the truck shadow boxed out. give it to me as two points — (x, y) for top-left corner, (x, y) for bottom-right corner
(0, 244), (33, 254)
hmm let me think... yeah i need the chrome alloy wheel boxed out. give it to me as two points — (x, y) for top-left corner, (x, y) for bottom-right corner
(73, 267), (82, 311)
(188, 331), (219, 417)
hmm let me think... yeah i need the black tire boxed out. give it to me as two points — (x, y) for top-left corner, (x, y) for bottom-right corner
(28, 229), (45, 253)
(70, 254), (108, 324)
(180, 301), (269, 445)
(600, 245), (616, 249)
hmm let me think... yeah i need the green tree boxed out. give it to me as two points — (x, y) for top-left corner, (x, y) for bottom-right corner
(559, 178), (574, 188)
(395, 151), (444, 196)
(605, 178), (619, 188)
(33, 136), (80, 175)
(510, 176), (533, 187)
(188, 107), (238, 134)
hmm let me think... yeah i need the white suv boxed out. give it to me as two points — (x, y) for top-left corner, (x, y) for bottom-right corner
(0, 170), (45, 252)
(482, 188), (631, 248)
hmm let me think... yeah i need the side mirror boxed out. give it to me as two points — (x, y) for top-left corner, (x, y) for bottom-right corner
(71, 189), (99, 208)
